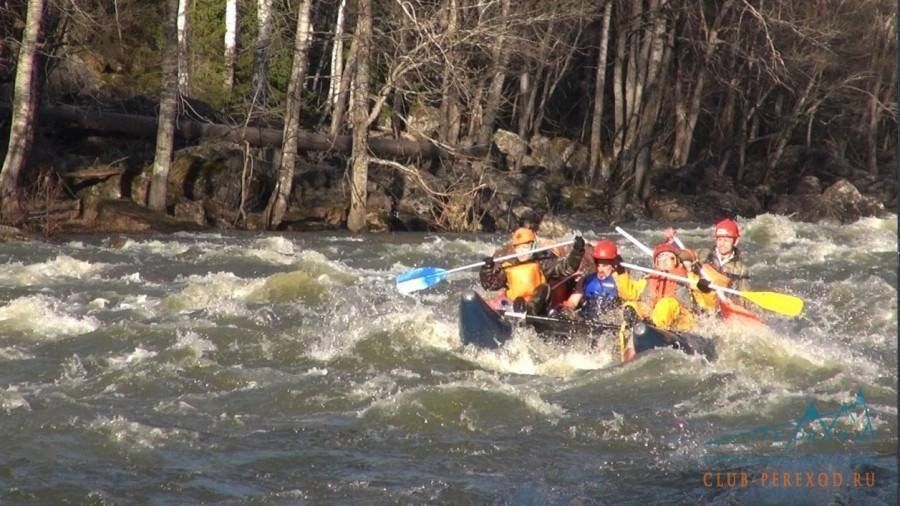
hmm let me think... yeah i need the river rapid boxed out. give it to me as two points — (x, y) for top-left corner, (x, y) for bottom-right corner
(0, 214), (895, 504)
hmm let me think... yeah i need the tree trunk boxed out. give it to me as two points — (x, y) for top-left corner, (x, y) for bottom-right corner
(14, 103), (490, 159)
(329, 27), (357, 137)
(176, 0), (190, 94)
(534, 27), (582, 140)
(631, 0), (667, 201)
(148, 0), (180, 212)
(327, 0), (347, 109)
(516, 72), (531, 139)
(0, 0), (45, 221)
(716, 77), (737, 176)
(477, 0), (510, 145)
(251, 0), (274, 108)
(224, 0), (238, 94)
(764, 70), (820, 183)
(438, 0), (459, 144)
(589, 0), (613, 182)
(671, 0), (732, 168)
(347, 0), (372, 233)
(265, 0), (313, 229)
(611, 2), (626, 159)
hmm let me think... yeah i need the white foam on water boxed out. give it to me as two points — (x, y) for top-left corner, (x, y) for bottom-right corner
(308, 305), (457, 362)
(172, 329), (218, 362)
(357, 372), (566, 423)
(87, 415), (196, 449)
(200, 236), (298, 265)
(0, 255), (107, 286)
(165, 271), (265, 316)
(0, 345), (34, 360)
(0, 295), (99, 339)
(120, 239), (192, 256)
(120, 272), (143, 283)
(459, 325), (614, 378)
(0, 386), (32, 413)
(57, 354), (88, 385)
(106, 347), (158, 370)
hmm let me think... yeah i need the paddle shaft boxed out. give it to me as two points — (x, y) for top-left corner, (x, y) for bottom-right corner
(504, 311), (619, 331)
(620, 261), (742, 297)
(614, 227), (652, 256)
(617, 227), (728, 302)
(442, 239), (576, 276)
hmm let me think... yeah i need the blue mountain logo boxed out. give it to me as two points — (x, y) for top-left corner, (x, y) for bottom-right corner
(707, 389), (876, 450)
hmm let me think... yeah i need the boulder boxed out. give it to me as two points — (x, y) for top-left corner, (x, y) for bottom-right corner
(406, 101), (441, 137)
(492, 129), (528, 162)
(524, 134), (564, 173)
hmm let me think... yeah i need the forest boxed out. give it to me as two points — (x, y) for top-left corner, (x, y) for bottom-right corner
(0, 0), (895, 234)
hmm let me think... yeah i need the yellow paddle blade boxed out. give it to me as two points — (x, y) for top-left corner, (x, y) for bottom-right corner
(738, 290), (804, 317)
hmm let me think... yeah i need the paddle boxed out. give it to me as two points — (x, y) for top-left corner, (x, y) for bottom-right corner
(616, 226), (728, 302)
(395, 239), (576, 295)
(620, 261), (804, 317)
(617, 227), (769, 324)
(502, 310), (620, 332)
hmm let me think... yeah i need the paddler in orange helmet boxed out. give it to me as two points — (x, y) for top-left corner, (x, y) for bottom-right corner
(479, 227), (585, 315)
(614, 242), (708, 331)
(665, 218), (751, 309)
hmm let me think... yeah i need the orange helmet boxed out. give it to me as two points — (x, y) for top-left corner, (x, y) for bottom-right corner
(592, 240), (618, 261)
(510, 227), (536, 247)
(652, 242), (680, 260)
(714, 218), (740, 238)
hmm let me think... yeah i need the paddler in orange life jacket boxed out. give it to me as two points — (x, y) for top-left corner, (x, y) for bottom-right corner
(614, 242), (708, 331)
(479, 227), (585, 315)
(665, 218), (751, 309)
(558, 240), (624, 321)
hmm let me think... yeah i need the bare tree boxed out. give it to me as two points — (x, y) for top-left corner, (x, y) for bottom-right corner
(476, 0), (510, 146)
(148, 0), (180, 212)
(671, 0), (733, 168)
(327, 0), (347, 110)
(265, 0), (313, 228)
(437, 0), (460, 144)
(251, 0), (274, 108)
(329, 29), (357, 138)
(176, 0), (190, 94)
(0, 0), (45, 221)
(589, 0), (613, 182)
(347, 0), (372, 232)
(224, 0), (238, 94)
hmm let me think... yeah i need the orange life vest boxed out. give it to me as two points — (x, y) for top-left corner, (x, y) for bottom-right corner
(502, 260), (546, 301)
(700, 263), (733, 287)
(640, 265), (688, 308)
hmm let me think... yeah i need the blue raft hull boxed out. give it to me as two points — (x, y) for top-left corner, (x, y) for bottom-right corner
(459, 292), (716, 361)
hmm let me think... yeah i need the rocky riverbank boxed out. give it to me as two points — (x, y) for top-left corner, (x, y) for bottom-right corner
(5, 102), (895, 238)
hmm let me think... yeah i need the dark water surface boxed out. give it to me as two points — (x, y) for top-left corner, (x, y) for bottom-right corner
(0, 214), (895, 504)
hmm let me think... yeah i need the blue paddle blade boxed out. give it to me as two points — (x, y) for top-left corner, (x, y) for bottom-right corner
(395, 267), (448, 294)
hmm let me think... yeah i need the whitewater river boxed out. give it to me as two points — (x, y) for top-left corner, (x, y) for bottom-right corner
(0, 214), (895, 503)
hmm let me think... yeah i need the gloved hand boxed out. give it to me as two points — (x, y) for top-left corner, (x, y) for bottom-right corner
(559, 306), (579, 320)
(690, 262), (702, 275)
(614, 256), (626, 275)
(482, 256), (495, 270)
(572, 235), (585, 255)
(696, 278), (712, 293)
(567, 236), (585, 271)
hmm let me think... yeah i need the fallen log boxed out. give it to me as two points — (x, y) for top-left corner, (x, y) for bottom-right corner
(20, 104), (490, 160)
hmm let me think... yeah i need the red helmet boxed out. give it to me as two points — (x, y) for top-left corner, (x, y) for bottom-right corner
(592, 240), (618, 261)
(714, 218), (740, 239)
(652, 242), (680, 260)
(511, 227), (536, 246)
